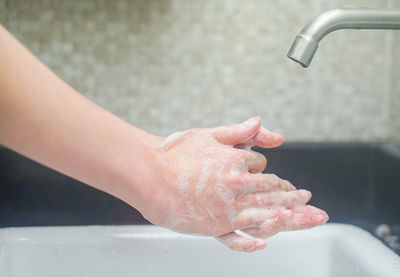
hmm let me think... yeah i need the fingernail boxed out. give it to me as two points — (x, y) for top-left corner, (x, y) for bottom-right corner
(271, 134), (285, 145)
(300, 189), (312, 199)
(255, 240), (266, 249)
(243, 117), (259, 127)
(312, 213), (328, 223)
(275, 133), (285, 141)
(247, 240), (266, 251)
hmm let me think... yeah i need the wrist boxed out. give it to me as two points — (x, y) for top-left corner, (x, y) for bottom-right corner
(106, 126), (163, 212)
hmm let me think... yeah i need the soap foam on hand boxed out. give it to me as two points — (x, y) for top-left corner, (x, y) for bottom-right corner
(146, 117), (328, 252)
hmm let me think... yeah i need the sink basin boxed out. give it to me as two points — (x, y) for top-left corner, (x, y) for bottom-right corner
(1, 223), (399, 277)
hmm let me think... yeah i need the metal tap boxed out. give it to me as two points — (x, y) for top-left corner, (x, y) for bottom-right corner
(287, 8), (400, 67)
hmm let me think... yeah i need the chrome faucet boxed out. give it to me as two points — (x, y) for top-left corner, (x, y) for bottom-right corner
(287, 8), (400, 67)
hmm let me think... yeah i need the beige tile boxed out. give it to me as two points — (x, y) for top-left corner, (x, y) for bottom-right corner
(390, 31), (400, 141)
(1, 0), (397, 141)
(319, 0), (389, 10)
(387, 0), (400, 141)
(0, 0), (6, 20)
(389, 0), (400, 8)
(309, 0), (392, 141)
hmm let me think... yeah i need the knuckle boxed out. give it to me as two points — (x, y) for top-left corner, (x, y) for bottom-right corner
(233, 216), (247, 229)
(242, 173), (253, 184)
(233, 151), (246, 163)
(223, 175), (244, 193)
(282, 179), (295, 190)
(226, 174), (243, 185)
(255, 152), (267, 163)
(249, 154), (267, 172)
(266, 174), (280, 186)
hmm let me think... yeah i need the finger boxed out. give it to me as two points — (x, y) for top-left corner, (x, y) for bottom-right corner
(223, 149), (267, 179)
(281, 205), (329, 231)
(237, 127), (285, 148)
(241, 190), (312, 209)
(232, 208), (280, 230)
(215, 231), (267, 252)
(243, 205), (328, 238)
(212, 117), (261, 146)
(240, 149), (267, 174)
(241, 173), (296, 193)
(241, 209), (293, 239)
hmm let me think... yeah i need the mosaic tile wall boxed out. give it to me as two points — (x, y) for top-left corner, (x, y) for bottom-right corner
(0, 0), (399, 142)
(389, 0), (400, 142)
(391, 32), (400, 141)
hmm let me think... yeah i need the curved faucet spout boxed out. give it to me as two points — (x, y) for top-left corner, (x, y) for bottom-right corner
(287, 8), (400, 67)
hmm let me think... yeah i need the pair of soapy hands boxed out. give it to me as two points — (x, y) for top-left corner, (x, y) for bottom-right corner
(138, 117), (328, 252)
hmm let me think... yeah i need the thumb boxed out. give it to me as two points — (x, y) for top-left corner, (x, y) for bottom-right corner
(212, 117), (261, 146)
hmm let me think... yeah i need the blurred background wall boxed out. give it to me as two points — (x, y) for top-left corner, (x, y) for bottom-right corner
(0, 0), (399, 142)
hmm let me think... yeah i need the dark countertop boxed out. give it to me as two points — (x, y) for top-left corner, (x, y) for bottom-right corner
(1, 142), (399, 253)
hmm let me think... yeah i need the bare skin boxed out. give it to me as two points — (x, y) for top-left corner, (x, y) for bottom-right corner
(0, 25), (328, 252)
(150, 123), (328, 251)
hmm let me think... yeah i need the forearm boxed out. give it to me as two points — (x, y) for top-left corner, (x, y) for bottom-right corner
(0, 25), (158, 207)
(0, 25), (329, 252)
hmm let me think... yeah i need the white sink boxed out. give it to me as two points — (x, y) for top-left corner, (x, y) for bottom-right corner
(0, 223), (399, 277)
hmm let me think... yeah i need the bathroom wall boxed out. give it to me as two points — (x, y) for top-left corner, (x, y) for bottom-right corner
(391, 32), (400, 142)
(390, 0), (400, 142)
(0, 0), (398, 142)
